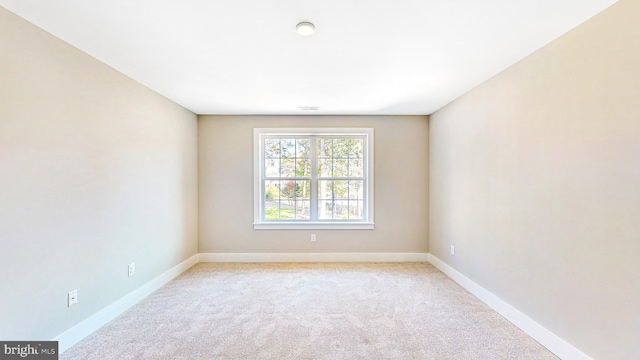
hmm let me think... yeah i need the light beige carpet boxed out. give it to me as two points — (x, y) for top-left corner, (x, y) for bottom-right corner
(61, 263), (558, 359)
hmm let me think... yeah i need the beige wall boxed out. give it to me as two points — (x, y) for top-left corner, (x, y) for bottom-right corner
(429, 1), (640, 359)
(0, 8), (198, 340)
(199, 115), (429, 254)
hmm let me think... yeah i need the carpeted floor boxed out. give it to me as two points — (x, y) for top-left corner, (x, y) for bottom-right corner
(61, 262), (558, 359)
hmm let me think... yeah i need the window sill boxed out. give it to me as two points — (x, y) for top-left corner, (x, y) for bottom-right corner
(253, 222), (375, 230)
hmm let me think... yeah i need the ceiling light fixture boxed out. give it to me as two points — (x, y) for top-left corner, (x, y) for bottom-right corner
(296, 22), (315, 36)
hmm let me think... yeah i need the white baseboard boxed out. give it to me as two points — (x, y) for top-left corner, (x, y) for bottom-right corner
(198, 252), (429, 263)
(427, 254), (592, 360)
(54, 254), (199, 353)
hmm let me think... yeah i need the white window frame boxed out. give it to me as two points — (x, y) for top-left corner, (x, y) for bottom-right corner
(254, 128), (374, 230)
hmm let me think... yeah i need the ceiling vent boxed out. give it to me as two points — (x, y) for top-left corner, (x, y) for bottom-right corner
(298, 106), (319, 111)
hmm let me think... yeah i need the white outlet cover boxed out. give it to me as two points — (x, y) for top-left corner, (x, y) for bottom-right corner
(68, 290), (78, 307)
(450, 245), (455, 256)
(128, 263), (135, 277)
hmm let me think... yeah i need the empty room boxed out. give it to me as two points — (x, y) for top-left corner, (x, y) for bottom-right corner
(1, 0), (638, 359)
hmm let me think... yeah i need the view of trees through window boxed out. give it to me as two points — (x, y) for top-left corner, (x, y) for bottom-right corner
(264, 136), (364, 221)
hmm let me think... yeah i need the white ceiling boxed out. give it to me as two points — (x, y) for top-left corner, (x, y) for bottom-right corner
(1, 0), (617, 115)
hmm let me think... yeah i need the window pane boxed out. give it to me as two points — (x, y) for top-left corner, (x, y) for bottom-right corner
(264, 181), (280, 220)
(296, 139), (310, 177)
(318, 138), (332, 157)
(281, 158), (295, 177)
(349, 139), (364, 158)
(318, 180), (333, 200)
(279, 205), (294, 219)
(265, 201), (279, 220)
(281, 139), (295, 159)
(334, 200), (349, 219)
(333, 139), (349, 158)
(334, 159), (348, 177)
(348, 159), (363, 177)
(296, 158), (310, 177)
(349, 200), (364, 219)
(278, 181), (295, 219)
(265, 158), (280, 177)
(264, 139), (280, 158)
(295, 180), (310, 199)
(334, 180), (349, 199)
(279, 180), (296, 200)
(349, 181), (363, 199)
(295, 200), (310, 220)
(318, 158), (332, 177)
(265, 181), (280, 200)
(296, 139), (310, 158)
(318, 200), (333, 220)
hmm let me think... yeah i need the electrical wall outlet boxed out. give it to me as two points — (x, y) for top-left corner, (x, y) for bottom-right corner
(68, 290), (78, 307)
(450, 245), (455, 256)
(128, 263), (135, 277)
(311, 234), (317, 242)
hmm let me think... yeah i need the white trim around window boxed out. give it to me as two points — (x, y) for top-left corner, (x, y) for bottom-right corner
(254, 128), (374, 230)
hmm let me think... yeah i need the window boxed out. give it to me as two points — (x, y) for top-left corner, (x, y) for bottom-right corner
(254, 128), (374, 229)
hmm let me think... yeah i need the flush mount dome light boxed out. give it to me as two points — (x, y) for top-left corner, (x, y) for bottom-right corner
(296, 22), (315, 36)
